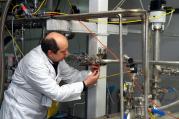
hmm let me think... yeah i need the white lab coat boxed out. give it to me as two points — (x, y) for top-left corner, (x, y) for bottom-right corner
(0, 45), (89, 119)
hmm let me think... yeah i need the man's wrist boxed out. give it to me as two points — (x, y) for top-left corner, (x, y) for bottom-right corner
(82, 81), (87, 91)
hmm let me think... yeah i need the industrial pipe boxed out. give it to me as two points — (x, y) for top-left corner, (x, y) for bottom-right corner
(118, 14), (124, 119)
(143, 12), (150, 119)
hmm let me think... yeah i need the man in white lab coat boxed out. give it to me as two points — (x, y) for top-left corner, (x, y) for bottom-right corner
(0, 32), (100, 119)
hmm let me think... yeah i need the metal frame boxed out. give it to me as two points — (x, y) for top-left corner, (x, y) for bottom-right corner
(46, 9), (149, 119)
(7, 9), (146, 22)
(4, 9), (150, 118)
(44, 9), (148, 119)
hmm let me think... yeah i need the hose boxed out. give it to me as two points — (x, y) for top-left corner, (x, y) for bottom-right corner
(0, 0), (12, 105)
(159, 100), (179, 110)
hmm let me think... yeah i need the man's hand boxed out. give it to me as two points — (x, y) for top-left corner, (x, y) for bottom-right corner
(84, 69), (100, 87)
(90, 64), (100, 72)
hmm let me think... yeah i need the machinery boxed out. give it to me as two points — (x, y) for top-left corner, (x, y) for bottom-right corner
(0, 0), (179, 119)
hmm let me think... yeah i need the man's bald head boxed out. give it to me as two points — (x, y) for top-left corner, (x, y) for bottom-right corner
(41, 32), (68, 55)
(45, 32), (68, 44)
(41, 32), (69, 62)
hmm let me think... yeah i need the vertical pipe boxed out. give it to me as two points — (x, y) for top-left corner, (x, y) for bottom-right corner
(119, 14), (124, 119)
(154, 30), (160, 84)
(154, 30), (160, 61)
(143, 13), (149, 119)
(153, 29), (161, 100)
(21, 25), (25, 53)
(0, 0), (12, 105)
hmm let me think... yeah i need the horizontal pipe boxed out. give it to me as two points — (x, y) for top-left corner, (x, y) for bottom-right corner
(101, 59), (179, 66)
(101, 59), (120, 63)
(6, 9), (146, 27)
(150, 61), (179, 65)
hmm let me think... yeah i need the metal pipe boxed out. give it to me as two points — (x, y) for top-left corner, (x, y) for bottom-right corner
(7, 9), (146, 23)
(150, 61), (179, 65)
(153, 28), (161, 100)
(100, 59), (179, 66)
(100, 59), (119, 64)
(143, 13), (149, 119)
(119, 14), (124, 119)
(154, 30), (160, 61)
(0, 0), (12, 105)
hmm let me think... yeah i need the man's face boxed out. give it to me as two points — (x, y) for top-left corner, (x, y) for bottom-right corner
(53, 47), (69, 62)
(46, 33), (69, 62)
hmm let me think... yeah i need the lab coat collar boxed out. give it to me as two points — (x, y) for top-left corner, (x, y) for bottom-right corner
(38, 45), (57, 75)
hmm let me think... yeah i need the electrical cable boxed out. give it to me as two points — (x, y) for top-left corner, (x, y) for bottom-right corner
(44, 12), (67, 15)
(67, 0), (73, 13)
(32, 0), (47, 15)
(99, 73), (120, 79)
(113, 0), (127, 10)
(139, 0), (144, 9)
(88, 8), (175, 24)
(5, 26), (24, 56)
(11, 4), (20, 13)
(78, 20), (120, 60)
(118, 0), (127, 7)
(11, 17), (19, 62)
(106, 83), (115, 104)
(165, 9), (173, 29)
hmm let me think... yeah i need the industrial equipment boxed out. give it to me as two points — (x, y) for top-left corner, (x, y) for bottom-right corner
(0, 0), (179, 119)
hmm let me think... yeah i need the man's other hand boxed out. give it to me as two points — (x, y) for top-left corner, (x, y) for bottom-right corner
(84, 69), (100, 87)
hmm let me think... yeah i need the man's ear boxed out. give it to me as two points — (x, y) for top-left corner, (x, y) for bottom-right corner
(47, 50), (53, 57)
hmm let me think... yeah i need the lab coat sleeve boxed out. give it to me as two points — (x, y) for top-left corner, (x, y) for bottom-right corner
(59, 60), (90, 83)
(23, 62), (84, 102)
